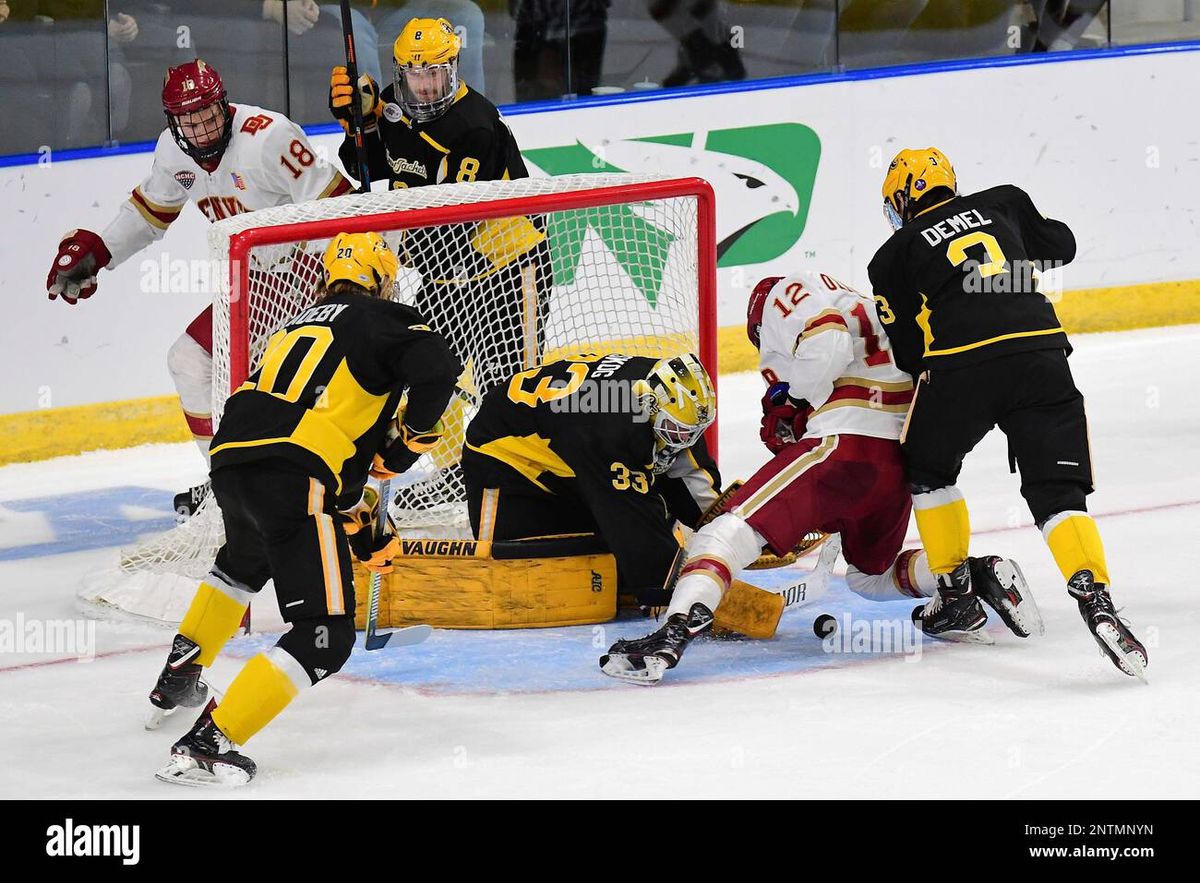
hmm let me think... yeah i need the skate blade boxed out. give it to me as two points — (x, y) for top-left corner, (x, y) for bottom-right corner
(994, 560), (1045, 638)
(155, 756), (252, 788)
(599, 654), (668, 685)
(924, 628), (995, 645)
(1094, 623), (1149, 683)
(145, 705), (176, 731)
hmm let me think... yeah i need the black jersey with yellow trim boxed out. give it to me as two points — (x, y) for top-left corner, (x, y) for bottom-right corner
(338, 82), (540, 281)
(340, 81), (528, 190)
(867, 184), (1076, 377)
(465, 354), (721, 529)
(210, 291), (460, 503)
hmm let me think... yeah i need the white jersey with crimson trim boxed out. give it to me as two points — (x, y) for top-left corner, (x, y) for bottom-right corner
(101, 103), (351, 269)
(757, 270), (914, 441)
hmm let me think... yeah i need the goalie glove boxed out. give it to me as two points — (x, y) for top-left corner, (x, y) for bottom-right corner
(329, 65), (381, 134)
(47, 229), (111, 304)
(339, 486), (399, 574)
(370, 417), (446, 480)
(760, 382), (808, 454)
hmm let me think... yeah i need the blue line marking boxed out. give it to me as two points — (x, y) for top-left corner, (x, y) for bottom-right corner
(0, 487), (177, 560)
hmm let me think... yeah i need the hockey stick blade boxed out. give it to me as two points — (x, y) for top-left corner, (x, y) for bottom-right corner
(365, 623), (433, 651)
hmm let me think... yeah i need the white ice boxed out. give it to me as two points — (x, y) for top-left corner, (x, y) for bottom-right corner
(1, 325), (1197, 799)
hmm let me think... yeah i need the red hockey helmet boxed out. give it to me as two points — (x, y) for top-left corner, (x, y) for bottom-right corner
(162, 59), (233, 165)
(746, 276), (782, 349)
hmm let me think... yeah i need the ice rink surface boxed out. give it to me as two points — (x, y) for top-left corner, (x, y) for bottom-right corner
(1, 325), (1197, 799)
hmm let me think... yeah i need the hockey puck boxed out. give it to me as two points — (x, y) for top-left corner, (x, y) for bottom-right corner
(813, 613), (837, 638)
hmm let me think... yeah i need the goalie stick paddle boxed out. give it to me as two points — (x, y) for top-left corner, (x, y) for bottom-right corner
(338, 0), (373, 193)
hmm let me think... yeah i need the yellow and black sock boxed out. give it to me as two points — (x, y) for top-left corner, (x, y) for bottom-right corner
(1042, 511), (1110, 585)
(179, 579), (250, 667)
(913, 486), (970, 575)
(211, 648), (311, 746)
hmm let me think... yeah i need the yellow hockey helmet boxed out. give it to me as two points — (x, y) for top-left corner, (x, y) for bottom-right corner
(882, 147), (957, 230)
(634, 353), (717, 473)
(392, 18), (462, 123)
(322, 232), (399, 296)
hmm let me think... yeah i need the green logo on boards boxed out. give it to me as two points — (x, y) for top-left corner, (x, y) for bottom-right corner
(523, 123), (821, 304)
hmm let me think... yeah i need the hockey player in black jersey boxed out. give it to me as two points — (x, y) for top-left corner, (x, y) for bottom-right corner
(329, 17), (549, 395)
(869, 147), (1146, 678)
(148, 232), (460, 785)
(462, 353), (721, 608)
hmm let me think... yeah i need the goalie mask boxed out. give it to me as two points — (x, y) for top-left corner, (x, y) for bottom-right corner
(392, 18), (461, 123)
(163, 59), (233, 166)
(882, 146), (957, 231)
(634, 354), (716, 474)
(322, 232), (399, 297)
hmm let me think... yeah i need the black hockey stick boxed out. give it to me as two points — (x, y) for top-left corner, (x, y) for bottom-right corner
(338, 0), (373, 193)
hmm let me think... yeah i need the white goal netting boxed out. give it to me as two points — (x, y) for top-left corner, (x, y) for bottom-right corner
(80, 173), (715, 624)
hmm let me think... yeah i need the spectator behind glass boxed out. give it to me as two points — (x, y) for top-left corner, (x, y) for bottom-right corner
(511, 0), (609, 100)
(104, 1), (380, 132)
(352, 0), (487, 94)
(647, 0), (743, 88)
(0, 1), (135, 151)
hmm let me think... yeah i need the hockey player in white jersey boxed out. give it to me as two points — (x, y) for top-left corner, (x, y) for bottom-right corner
(601, 270), (1043, 684)
(44, 59), (352, 512)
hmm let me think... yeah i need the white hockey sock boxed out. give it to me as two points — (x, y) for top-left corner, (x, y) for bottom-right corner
(846, 549), (936, 601)
(666, 513), (766, 617)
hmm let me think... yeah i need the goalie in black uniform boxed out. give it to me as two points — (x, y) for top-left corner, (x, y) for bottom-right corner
(146, 232), (460, 786)
(462, 353), (721, 608)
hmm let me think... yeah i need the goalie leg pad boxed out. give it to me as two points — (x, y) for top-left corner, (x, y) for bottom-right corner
(666, 513), (765, 617)
(353, 543), (619, 629)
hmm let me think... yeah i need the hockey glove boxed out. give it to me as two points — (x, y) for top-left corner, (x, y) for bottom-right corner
(369, 417), (446, 480)
(329, 65), (381, 134)
(47, 229), (111, 304)
(339, 486), (400, 574)
(760, 382), (809, 454)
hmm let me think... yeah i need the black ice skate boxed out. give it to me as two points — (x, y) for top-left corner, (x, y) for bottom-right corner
(146, 633), (209, 730)
(173, 480), (211, 522)
(600, 603), (713, 685)
(970, 555), (1045, 638)
(155, 699), (256, 787)
(912, 560), (992, 644)
(1068, 570), (1148, 681)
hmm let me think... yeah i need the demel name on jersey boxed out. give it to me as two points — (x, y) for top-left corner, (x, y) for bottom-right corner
(757, 270), (913, 441)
